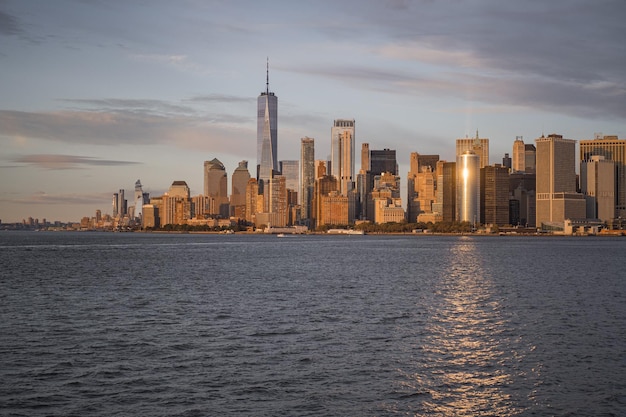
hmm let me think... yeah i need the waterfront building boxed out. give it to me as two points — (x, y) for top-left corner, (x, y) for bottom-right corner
(268, 174), (288, 227)
(457, 131), (489, 168)
(203, 158), (229, 217)
(312, 174), (339, 229)
(231, 161), (251, 218)
(456, 151), (480, 224)
(580, 134), (626, 218)
(300, 137), (315, 221)
(581, 155), (615, 221)
(161, 181), (192, 226)
(257, 61), (278, 188)
(245, 178), (259, 224)
(509, 172), (536, 227)
(535, 134), (586, 228)
(434, 161), (456, 223)
(318, 191), (350, 227)
(142, 203), (159, 228)
(331, 119), (355, 195)
(374, 197), (405, 224)
(480, 164), (510, 226)
(407, 152), (437, 223)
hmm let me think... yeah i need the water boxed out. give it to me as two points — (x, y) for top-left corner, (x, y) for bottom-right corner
(1, 232), (625, 416)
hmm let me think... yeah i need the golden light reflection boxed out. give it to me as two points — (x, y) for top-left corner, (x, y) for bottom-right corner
(416, 237), (520, 416)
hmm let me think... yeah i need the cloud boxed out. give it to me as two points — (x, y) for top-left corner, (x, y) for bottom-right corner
(0, 8), (20, 36)
(2, 191), (111, 206)
(11, 154), (141, 170)
(0, 106), (258, 164)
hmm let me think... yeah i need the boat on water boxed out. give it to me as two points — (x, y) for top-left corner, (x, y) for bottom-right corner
(276, 233), (286, 238)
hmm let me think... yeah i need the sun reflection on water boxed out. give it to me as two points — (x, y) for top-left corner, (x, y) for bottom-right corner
(414, 237), (521, 416)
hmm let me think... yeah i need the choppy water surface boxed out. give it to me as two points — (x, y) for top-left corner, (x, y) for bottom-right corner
(1, 232), (625, 416)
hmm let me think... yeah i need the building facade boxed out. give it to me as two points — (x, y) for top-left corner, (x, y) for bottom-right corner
(456, 151), (480, 224)
(535, 134), (586, 228)
(331, 119), (355, 195)
(579, 134), (625, 218)
(581, 155), (615, 221)
(204, 158), (229, 217)
(300, 137), (315, 221)
(456, 132), (489, 168)
(231, 161), (251, 218)
(480, 164), (510, 226)
(257, 63), (278, 187)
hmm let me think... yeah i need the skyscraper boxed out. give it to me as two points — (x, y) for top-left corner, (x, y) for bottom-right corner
(581, 156), (615, 221)
(279, 160), (299, 195)
(204, 158), (229, 217)
(231, 161), (251, 218)
(457, 131), (489, 168)
(370, 148), (398, 175)
(134, 179), (145, 220)
(456, 151), (480, 224)
(300, 137), (315, 221)
(480, 165), (510, 226)
(331, 119), (355, 195)
(525, 144), (537, 173)
(535, 134), (586, 228)
(257, 61), (278, 188)
(512, 137), (525, 172)
(580, 134), (625, 218)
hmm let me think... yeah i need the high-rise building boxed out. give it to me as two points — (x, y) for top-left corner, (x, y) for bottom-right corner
(457, 131), (489, 168)
(581, 156), (615, 221)
(162, 181), (191, 226)
(434, 161), (456, 223)
(580, 134), (626, 218)
(456, 151), (480, 224)
(330, 119), (355, 195)
(480, 164), (510, 226)
(279, 160), (299, 196)
(509, 172), (536, 227)
(134, 179), (145, 220)
(245, 178), (259, 224)
(512, 137), (525, 172)
(370, 148), (398, 175)
(407, 152), (437, 223)
(257, 61), (278, 188)
(502, 153), (512, 170)
(361, 143), (370, 172)
(112, 192), (119, 218)
(525, 144), (537, 173)
(535, 134), (586, 228)
(300, 137), (315, 221)
(204, 158), (229, 217)
(231, 161), (251, 218)
(312, 174), (339, 228)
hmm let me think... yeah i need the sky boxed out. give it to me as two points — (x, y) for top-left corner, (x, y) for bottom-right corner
(1, 0), (625, 223)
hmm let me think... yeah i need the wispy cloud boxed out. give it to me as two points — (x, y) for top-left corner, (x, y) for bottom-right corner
(2, 191), (112, 205)
(12, 154), (141, 170)
(0, 8), (21, 36)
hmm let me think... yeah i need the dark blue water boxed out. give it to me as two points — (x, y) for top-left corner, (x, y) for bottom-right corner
(1, 232), (625, 416)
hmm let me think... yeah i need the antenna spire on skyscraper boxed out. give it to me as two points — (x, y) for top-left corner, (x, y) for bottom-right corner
(266, 57), (269, 94)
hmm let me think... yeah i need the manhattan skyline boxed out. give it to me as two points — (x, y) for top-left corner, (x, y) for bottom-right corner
(1, 0), (625, 223)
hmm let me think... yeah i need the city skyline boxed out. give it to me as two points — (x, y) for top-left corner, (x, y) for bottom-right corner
(1, 1), (625, 222)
